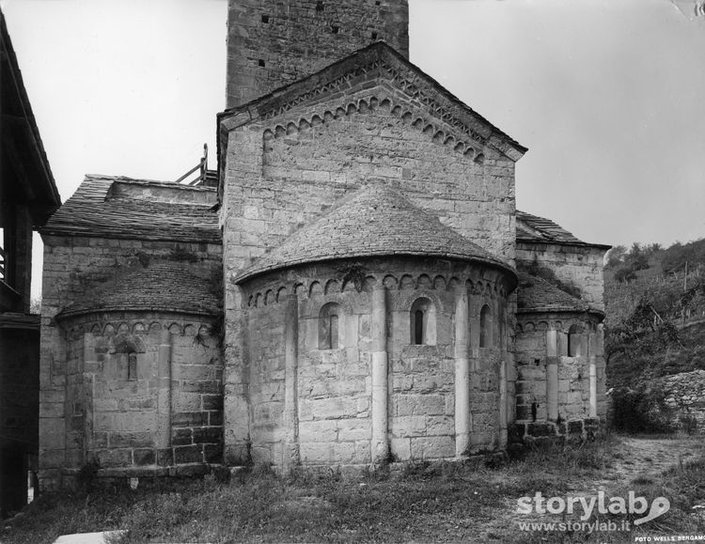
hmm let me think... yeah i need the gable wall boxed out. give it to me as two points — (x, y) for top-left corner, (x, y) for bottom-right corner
(516, 242), (606, 311)
(221, 87), (516, 277)
(226, 0), (409, 108)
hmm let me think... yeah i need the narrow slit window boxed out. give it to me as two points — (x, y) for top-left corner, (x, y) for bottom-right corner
(568, 325), (584, 357)
(480, 304), (491, 348)
(410, 298), (436, 346)
(414, 309), (424, 345)
(319, 302), (341, 349)
(329, 314), (339, 349)
(127, 352), (138, 381)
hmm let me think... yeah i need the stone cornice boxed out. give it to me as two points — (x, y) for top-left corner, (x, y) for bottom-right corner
(217, 42), (527, 174)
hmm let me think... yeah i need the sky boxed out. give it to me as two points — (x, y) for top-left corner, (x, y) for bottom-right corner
(2, 0), (705, 298)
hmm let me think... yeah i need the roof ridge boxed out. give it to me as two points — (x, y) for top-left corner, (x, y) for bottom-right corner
(85, 174), (217, 191)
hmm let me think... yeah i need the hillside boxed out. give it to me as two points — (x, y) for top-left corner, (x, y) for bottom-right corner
(605, 238), (705, 389)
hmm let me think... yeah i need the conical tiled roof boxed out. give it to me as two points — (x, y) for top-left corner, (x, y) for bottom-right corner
(235, 185), (515, 283)
(58, 262), (220, 319)
(516, 272), (595, 314)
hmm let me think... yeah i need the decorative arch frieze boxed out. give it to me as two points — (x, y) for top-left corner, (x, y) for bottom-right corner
(243, 268), (507, 308)
(262, 93), (486, 162)
(61, 314), (216, 340)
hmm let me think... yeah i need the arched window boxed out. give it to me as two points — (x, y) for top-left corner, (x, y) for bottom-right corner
(410, 298), (436, 345)
(319, 303), (341, 349)
(479, 304), (492, 348)
(568, 324), (584, 357)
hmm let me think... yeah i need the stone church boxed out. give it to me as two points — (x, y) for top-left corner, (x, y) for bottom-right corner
(37, 0), (609, 488)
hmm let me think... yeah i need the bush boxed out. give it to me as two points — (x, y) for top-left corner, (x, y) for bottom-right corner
(610, 386), (677, 434)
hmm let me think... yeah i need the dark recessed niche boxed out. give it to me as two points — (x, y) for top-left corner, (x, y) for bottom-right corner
(316, 1), (324, 12)
(375, 1), (381, 5)
(371, 31), (378, 40)
(258, 59), (266, 67)
(534, 358), (541, 366)
(261, 14), (269, 23)
(331, 25), (340, 34)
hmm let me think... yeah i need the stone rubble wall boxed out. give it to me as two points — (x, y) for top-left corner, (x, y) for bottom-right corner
(509, 417), (601, 449)
(658, 370), (705, 433)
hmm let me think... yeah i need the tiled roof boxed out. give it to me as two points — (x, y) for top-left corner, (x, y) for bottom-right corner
(516, 210), (611, 249)
(235, 184), (516, 283)
(58, 261), (220, 318)
(516, 272), (591, 314)
(516, 210), (584, 245)
(41, 175), (220, 244)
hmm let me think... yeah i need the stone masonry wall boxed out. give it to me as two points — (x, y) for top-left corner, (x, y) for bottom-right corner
(515, 314), (607, 425)
(297, 283), (372, 466)
(221, 89), (516, 278)
(59, 312), (223, 479)
(226, 0), (409, 107)
(238, 257), (513, 467)
(39, 235), (221, 488)
(516, 242), (606, 311)
(514, 326), (548, 422)
(221, 82), (518, 464)
(246, 301), (286, 465)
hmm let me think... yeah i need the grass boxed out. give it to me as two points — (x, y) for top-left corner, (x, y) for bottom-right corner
(2, 435), (704, 544)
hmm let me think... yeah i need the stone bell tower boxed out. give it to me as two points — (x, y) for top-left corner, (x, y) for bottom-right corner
(225, 0), (409, 108)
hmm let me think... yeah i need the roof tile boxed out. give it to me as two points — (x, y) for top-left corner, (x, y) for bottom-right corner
(42, 175), (220, 244)
(59, 261), (220, 318)
(236, 184), (515, 282)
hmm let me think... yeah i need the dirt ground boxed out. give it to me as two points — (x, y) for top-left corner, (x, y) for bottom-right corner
(571, 435), (704, 493)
